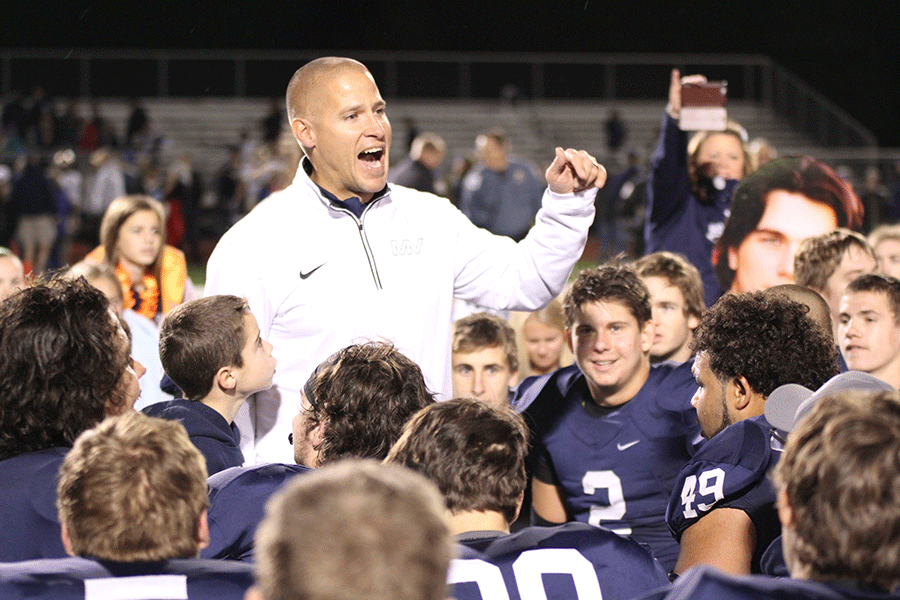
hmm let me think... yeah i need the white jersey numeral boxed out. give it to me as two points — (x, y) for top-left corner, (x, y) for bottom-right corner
(449, 548), (603, 600)
(680, 467), (726, 519)
(582, 470), (631, 535)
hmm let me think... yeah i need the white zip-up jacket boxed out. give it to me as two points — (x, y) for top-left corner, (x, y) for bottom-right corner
(205, 159), (596, 463)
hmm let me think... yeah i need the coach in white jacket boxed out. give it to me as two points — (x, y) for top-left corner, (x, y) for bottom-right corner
(205, 57), (605, 463)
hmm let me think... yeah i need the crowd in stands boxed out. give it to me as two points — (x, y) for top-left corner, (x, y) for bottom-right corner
(0, 88), (302, 274)
(3, 58), (900, 600)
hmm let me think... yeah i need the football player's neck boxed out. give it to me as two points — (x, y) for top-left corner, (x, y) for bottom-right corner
(450, 510), (510, 536)
(650, 341), (693, 365)
(588, 361), (650, 408)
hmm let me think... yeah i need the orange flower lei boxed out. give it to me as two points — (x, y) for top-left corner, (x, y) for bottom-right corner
(116, 263), (160, 320)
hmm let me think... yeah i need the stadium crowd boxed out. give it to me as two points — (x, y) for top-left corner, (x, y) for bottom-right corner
(1, 57), (900, 600)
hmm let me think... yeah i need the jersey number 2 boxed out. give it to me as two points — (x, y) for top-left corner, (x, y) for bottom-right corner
(583, 470), (630, 535)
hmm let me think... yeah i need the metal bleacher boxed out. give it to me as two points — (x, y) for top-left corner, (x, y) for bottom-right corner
(93, 96), (818, 178)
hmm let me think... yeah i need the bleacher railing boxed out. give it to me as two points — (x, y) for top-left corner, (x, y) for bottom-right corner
(0, 49), (876, 149)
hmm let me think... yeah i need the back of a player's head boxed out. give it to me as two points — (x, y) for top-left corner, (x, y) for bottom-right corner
(159, 295), (249, 400)
(253, 459), (452, 600)
(0, 276), (129, 460)
(764, 284), (834, 339)
(564, 263), (651, 327)
(305, 341), (435, 464)
(633, 251), (706, 319)
(57, 411), (209, 562)
(794, 229), (874, 289)
(774, 389), (900, 591)
(845, 273), (900, 324)
(691, 292), (838, 397)
(452, 312), (519, 372)
(386, 398), (528, 524)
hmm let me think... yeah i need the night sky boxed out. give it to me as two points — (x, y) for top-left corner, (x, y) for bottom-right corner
(4, 1), (899, 145)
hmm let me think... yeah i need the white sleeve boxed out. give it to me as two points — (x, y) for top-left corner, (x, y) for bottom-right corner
(452, 186), (596, 311)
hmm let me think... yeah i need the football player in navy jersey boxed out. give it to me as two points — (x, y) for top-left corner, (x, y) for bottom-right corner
(386, 398), (670, 600)
(0, 277), (145, 562)
(248, 460), (453, 600)
(0, 412), (254, 600)
(512, 263), (700, 572)
(202, 341), (434, 561)
(646, 388), (900, 600)
(667, 291), (839, 576)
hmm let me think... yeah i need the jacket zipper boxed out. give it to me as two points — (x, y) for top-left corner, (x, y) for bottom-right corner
(331, 201), (383, 290)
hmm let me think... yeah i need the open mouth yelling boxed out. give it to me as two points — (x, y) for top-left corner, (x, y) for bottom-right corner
(359, 147), (386, 173)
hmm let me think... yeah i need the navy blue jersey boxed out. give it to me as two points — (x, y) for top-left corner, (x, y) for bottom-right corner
(638, 565), (899, 600)
(202, 462), (311, 561)
(450, 522), (669, 600)
(666, 415), (782, 573)
(0, 448), (69, 561)
(0, 557), (253, 600)
(516, 362), (701, 571)
(759, 536), (789, 577)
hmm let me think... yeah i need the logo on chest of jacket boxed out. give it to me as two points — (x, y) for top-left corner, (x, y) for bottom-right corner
(390, 238), (424, 256)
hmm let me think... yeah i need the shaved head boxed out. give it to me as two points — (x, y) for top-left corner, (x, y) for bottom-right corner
(286, 57), (369, 122)
(284, 56), (391, 202)
(765, 284), (833, 341)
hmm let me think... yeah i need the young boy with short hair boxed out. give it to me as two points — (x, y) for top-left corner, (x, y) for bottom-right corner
(451, 312), (519, 406)
(145, 295), (276, 475)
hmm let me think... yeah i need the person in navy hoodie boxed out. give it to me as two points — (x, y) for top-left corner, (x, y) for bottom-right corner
(0, 277), (145, 561)
(145, 295), (277, 475)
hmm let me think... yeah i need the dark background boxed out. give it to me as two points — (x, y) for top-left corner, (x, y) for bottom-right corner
(3, 1), (898, 145)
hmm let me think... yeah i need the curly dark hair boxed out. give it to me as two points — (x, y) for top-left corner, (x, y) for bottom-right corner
(563, 263), (651, 327)
(0, 277), (129, 460)
(304, 342), (435, 465)
(691, 291), (838, 396)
